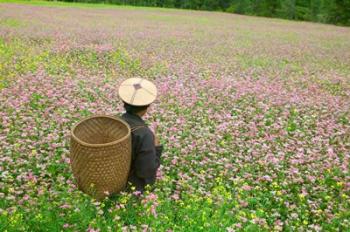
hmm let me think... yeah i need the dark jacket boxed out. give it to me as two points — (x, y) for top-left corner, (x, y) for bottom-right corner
(121, 112), (163, 192)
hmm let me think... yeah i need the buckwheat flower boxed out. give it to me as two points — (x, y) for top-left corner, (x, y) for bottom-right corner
(147, 193), (158, 201)
(171, 193), (179, 200)
(150, 204), (158, 218)
(92, 201), (100, 206)
(141, 224), (149, 231)
(171, 159), (177, 165)
(242, 185), (252, 191)
(133, 191), (142, 197)
(97, 209), (103, 215)
(239, 200), (248, 207)
(261, 175), (272, 182)
(88, 228), (100, 232)
(60, 204), (71, 209)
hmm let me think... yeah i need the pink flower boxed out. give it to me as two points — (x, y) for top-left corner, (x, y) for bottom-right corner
(60, 204), (71, 209)
(147, 193), (158, 201)
(171, 193), (179, 200)
(171, 159), (177, 165)
(141, 224), (149, 232)
(239, 200), (248, 207)
(133, 191), (142, 196)
(261, 175), (272, 182)
(64, 158), (71, 164)
(87, 227), (100, 232)
(150, 205), (158, 218)
(242, 185), (252, 191)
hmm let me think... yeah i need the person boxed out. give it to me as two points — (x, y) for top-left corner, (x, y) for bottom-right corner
(118, 78), (163, 193)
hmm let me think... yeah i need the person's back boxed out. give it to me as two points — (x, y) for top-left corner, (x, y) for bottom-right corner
(118, 78), (163, 192)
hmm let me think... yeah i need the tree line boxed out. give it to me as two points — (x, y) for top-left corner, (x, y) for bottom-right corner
(56, 0), (350, 26)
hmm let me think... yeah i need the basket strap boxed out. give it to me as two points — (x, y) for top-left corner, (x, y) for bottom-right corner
(131, 126), (145, 132)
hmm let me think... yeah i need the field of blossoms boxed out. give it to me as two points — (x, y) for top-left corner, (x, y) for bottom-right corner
(1, 1), (350, 231)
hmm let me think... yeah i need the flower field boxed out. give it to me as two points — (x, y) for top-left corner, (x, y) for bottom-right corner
(0, 1), (350, 231)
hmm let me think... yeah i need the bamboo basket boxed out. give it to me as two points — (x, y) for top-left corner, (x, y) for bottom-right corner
(70, 115), (131, 200)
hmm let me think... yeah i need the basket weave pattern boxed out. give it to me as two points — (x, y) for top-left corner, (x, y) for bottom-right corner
(70, 115), (131, 200)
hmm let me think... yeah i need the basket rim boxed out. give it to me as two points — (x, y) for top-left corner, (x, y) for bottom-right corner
(71, 114), (131, 148)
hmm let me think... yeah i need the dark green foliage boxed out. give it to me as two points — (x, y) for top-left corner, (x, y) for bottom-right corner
(49, 0), (350, 25)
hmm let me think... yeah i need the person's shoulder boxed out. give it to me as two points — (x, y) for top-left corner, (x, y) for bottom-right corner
(135, 126), (153, 136)
(133, 126), (154, 146)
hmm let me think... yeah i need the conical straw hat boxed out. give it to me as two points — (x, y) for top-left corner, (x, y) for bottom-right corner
(118, 78), (157, 106)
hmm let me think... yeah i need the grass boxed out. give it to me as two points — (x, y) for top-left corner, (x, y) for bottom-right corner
(0, 38), (168, 88)
(0, 18), (24, 27)
(0, 0), (181, 11)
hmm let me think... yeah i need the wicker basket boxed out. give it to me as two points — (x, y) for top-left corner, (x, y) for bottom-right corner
(70, 115), (131, 200)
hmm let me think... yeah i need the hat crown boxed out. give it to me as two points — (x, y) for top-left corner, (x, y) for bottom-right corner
(118, 78), (157, 106)
(133, 83), (142, 90)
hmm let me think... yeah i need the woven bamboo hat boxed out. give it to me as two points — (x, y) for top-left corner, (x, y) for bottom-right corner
(118, 78), (157, 106)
